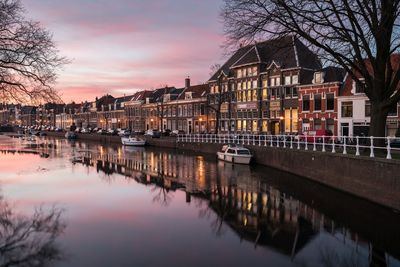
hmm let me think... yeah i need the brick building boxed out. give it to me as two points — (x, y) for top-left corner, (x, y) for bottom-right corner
(208, 36), (321, 134)
(297, 67), (345, 135)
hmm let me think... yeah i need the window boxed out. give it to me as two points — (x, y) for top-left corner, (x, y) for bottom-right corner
(237, 83), (242, 90)
(252, 90), (257, 101)
(247, 81), (251, 89)
(276, 77), (281, 86)
(252, 80), (257, 89)
(314, 94), (322, 111)
(292, 75), (299, 84)
(354, 80), (365, 94)
(252, 67), (258, 76)
(326, 118), (334, 132)
(292, 88), (298, 97)
(237, 69), (242, 78)
(237, 92), (242, 102)
(262, 89), (268, 100)
(262, 79), (268, 88)
(303, 95), (310, 111)
(341, 101), (353, 117)
(285, 76), (291, 85)
(314, 72), (322, 83)
(365, 100), (371, 117)
(326, 93), (334, 110)
(285, 87), (291, 97)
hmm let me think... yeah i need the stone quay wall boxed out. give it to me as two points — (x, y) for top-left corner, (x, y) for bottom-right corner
(45, 131), (400, 210)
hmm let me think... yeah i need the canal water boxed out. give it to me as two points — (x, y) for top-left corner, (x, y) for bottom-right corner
(0, 135), (399, 267)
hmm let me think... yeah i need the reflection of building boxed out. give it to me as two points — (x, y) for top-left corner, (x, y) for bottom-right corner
(71, 145), (396, 266)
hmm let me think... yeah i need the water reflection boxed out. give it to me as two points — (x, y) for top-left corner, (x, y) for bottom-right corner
(0, 194), (65, 267)
(72, 144), (399, 267)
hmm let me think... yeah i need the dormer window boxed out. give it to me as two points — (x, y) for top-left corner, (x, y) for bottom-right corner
(185, 92), (192, 99)
(353, 79), (366, 94)
(313, 72), (324, 84)
(146, 97), (150, 104)
(163, 94), (170, 102)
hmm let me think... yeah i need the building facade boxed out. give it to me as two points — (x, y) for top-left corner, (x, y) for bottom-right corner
(208, 36), (321, 134)
(297, 67), (345, 135)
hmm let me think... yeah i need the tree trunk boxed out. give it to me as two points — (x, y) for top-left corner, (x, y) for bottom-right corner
(369, 103), (389, 147)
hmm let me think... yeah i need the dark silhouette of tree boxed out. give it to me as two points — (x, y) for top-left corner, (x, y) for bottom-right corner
(0, 196), (65, 267)
(222, 0), (400, 142)
(0, 0), (67, 104)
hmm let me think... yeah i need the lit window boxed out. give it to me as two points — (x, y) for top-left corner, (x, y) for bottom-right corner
(285, 76), (291, 85)
(292, 75), (298, 84)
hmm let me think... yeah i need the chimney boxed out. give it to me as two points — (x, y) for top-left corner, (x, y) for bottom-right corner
(185, 76), (190, 88)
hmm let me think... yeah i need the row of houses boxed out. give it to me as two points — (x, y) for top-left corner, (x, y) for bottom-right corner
(1, 36), (399, 136)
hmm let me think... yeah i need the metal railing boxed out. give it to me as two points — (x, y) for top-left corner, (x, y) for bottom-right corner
(176, 134), (400, 160)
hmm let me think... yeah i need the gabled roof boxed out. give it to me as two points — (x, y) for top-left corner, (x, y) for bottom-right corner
(177, 84), (210, 100)
(115, 95), (134, 104)
(96, 94), (115, 109)
(209, 36), (322, 82)
(301, 66), (346, 85)
(129, 90), (153, 102)
(209, 46), (251, 81)
(149, 86), (178, 103)
(231, 46), (261, 68)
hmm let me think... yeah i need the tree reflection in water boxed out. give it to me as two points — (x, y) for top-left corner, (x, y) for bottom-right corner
(75, 146), (397, 267)
(0, 196), (65, 267)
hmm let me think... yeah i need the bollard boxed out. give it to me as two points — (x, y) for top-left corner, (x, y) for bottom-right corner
(290, 136), (293, 149)
(386, 136), (392, 160)
(277, 135), (280, 147)
(370, 136), (374, 158)
(332, 138), (336, 153)
(270, 135), (273, 147)
(297, 137), (300, 150)
(322, 135), (326, 152)
(264, 135), (267, 146)
(283, 136), (286, 148)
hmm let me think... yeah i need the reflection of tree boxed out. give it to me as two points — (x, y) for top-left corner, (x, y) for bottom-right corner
(0, 196), (65, 267)
(151, 186), (172, 207)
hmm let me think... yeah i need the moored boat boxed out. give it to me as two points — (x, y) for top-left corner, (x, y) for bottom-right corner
(121, 136), (146, 146)
(217, 144), (252, 164)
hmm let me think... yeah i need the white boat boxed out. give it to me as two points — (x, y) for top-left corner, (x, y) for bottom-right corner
(121, 136), (146, 146)
(217, 144), (252, 164)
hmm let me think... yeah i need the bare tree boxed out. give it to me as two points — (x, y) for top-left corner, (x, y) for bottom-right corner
(222, 0), (400, 141)
(209, 63), (221, 77)
(0, 0), (67, 104)
(0, 196), (65, 266)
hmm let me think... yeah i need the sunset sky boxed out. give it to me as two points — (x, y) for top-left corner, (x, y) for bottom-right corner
(22, 0), (225, 103)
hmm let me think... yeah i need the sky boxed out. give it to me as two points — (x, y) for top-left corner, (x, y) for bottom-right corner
(22, 0), (226, 103)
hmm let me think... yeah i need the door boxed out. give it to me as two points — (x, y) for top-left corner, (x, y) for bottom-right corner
(341, 123), (349, 136)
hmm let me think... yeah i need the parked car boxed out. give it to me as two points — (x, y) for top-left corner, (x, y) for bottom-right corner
(107, 128), (118, 135)
(170, 130), (185, 136)
(145, 129), (161, 138)
(81, 128), (90, 134)
(55, 127), (63, 132)
(300, 130), (333, 143)
(162, 129), (171, 136)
